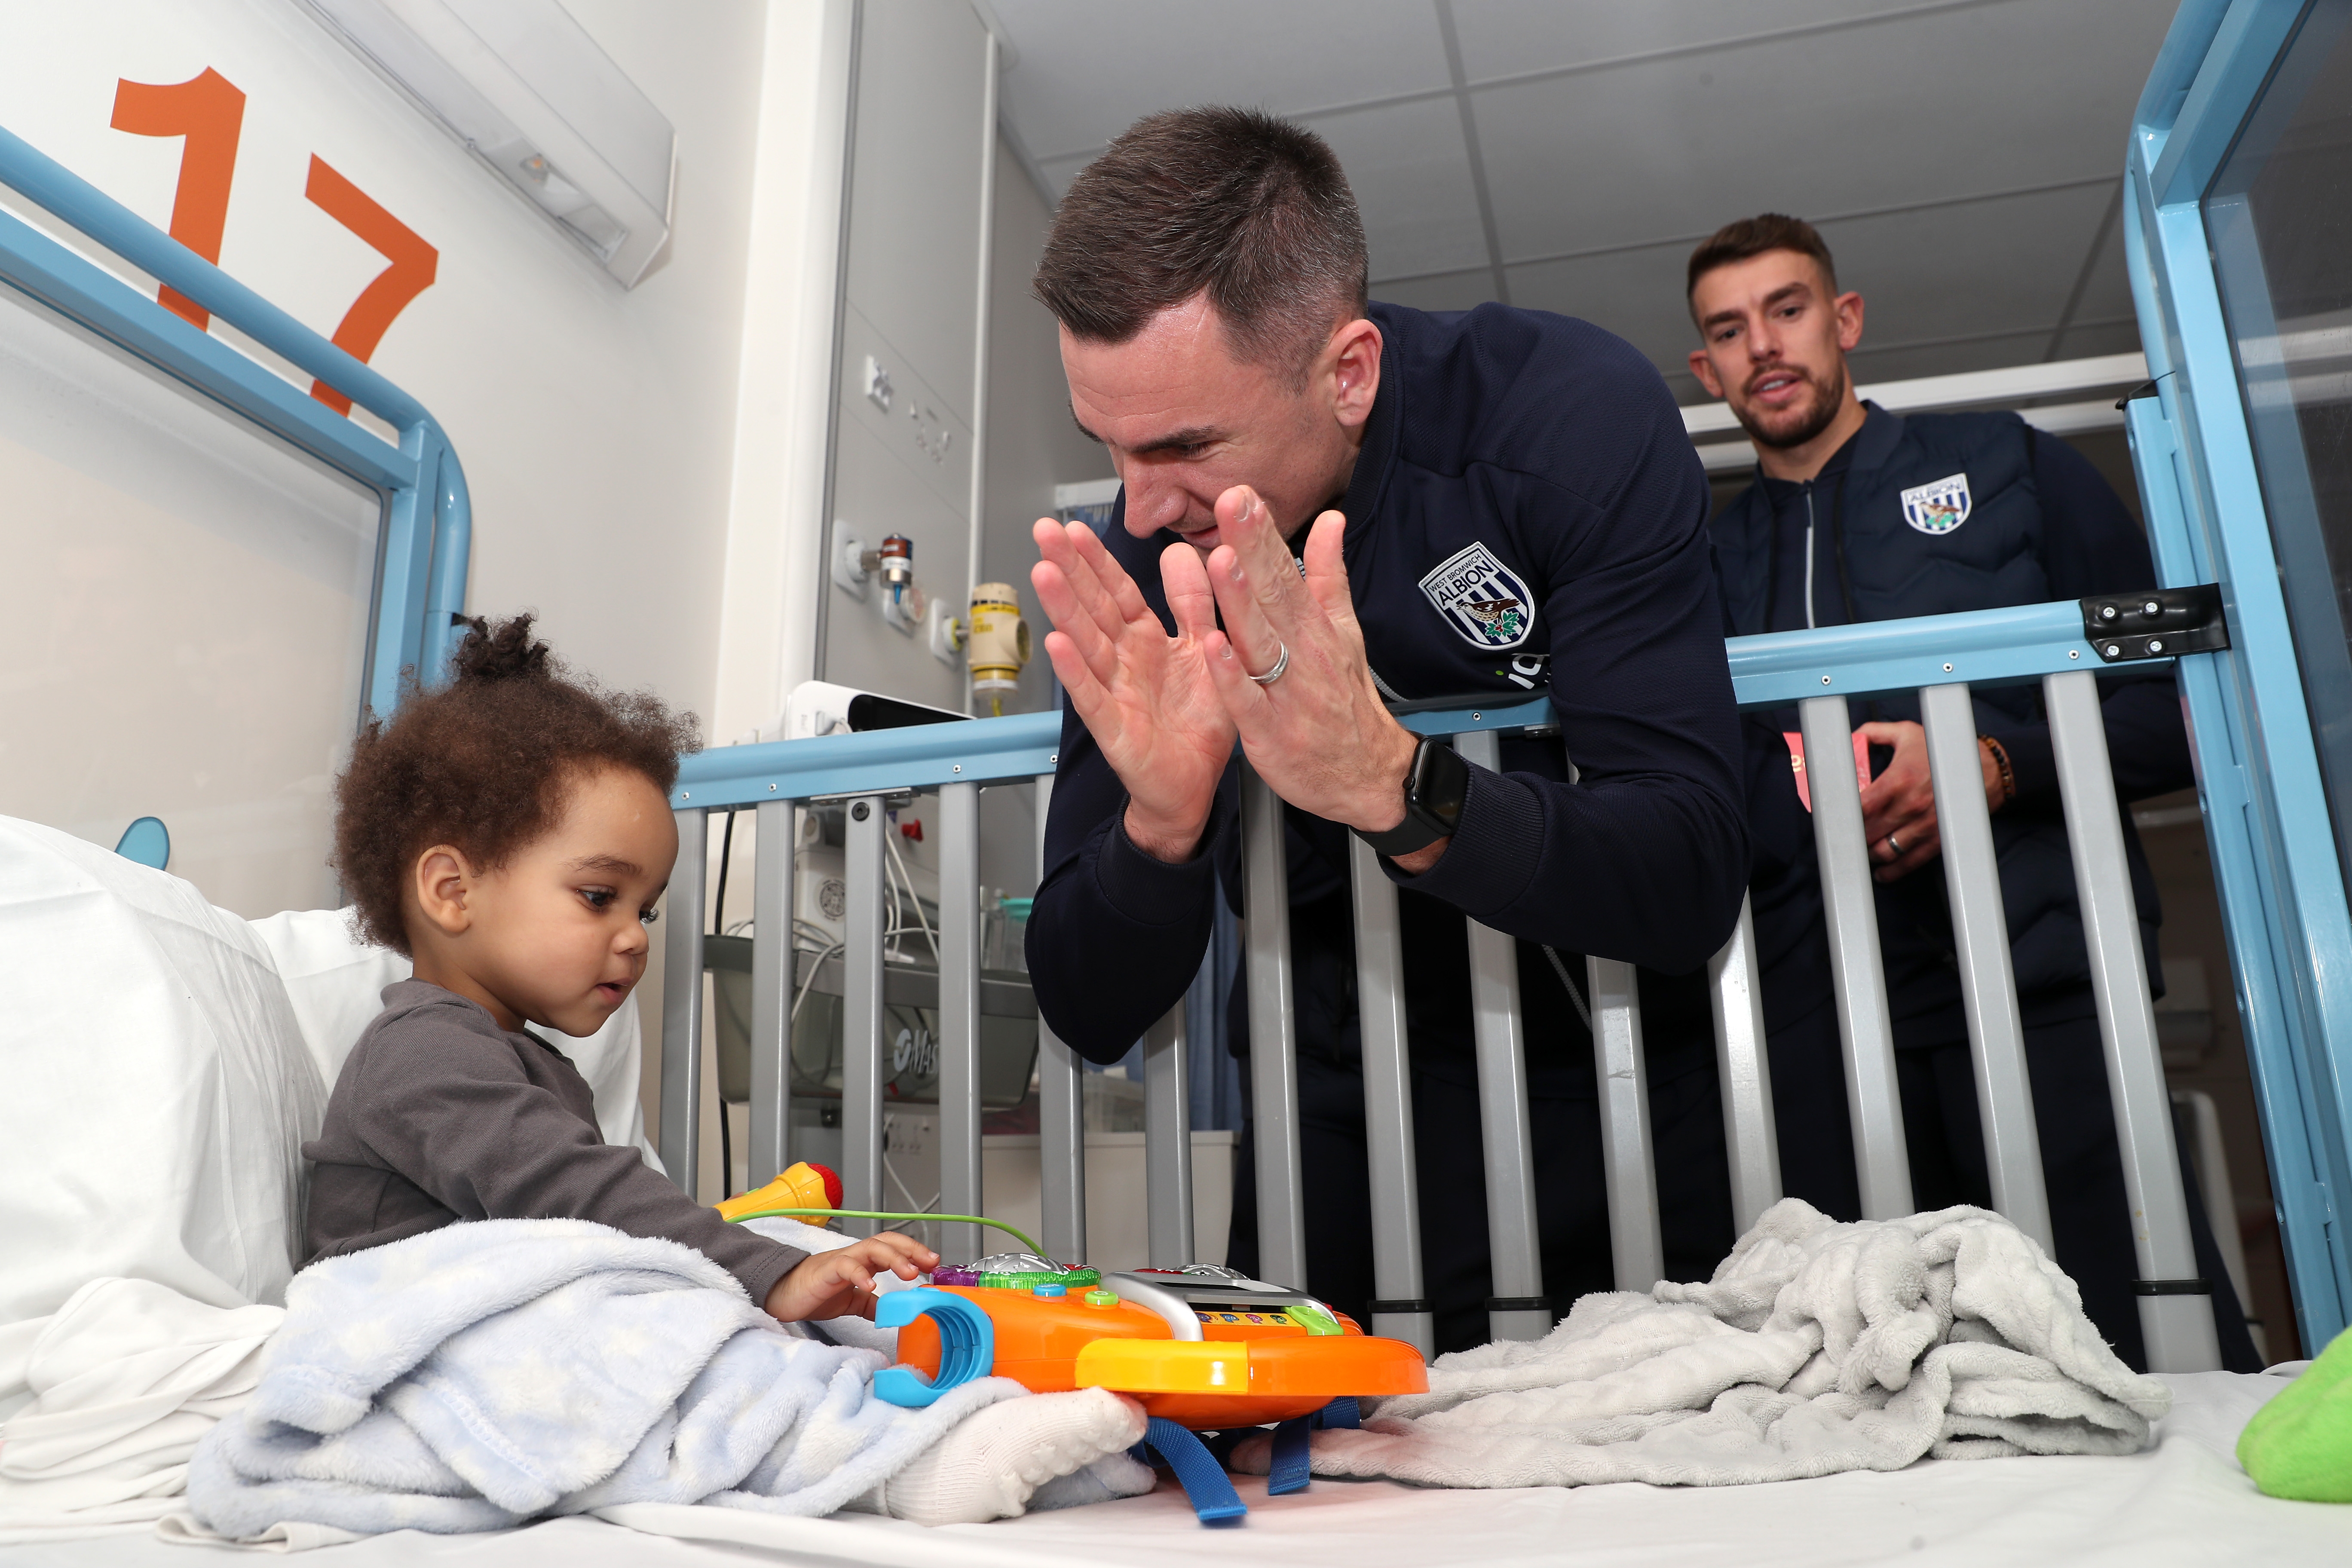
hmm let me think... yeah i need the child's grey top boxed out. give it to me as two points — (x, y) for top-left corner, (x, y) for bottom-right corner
(303, 978), (805, 1302)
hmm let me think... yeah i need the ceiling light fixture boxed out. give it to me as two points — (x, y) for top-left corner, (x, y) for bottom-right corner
(297, 0), (675, 286)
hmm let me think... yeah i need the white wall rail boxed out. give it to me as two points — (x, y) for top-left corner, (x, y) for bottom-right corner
(658, 593), (2224, 1371)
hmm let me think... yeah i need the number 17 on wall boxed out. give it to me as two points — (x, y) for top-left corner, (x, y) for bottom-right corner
(110, 66), (438, 416)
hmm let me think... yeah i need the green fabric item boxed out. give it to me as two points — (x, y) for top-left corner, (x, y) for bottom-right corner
(2239, 1326), (2352, 1502)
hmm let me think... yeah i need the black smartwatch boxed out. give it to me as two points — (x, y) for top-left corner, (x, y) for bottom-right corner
(1354, 736), (1470, 858)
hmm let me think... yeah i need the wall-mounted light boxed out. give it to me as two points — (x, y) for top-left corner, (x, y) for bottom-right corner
(297, 0), (675, 286)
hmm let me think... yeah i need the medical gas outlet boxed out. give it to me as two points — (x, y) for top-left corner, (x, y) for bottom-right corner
(832, 527), (929, 635)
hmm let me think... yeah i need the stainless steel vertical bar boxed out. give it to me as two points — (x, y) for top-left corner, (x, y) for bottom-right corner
(1920, 682), (2052, 1252)
(1454, 731), (1550, 1341)
(1144, 1005), (1194, 1266)
(1241, 761), (1308, 1289)
(659, 808), (708, 1195)
(1798, 694), (1914, 1218)
(747, 800), (795, 1190)
(1587, 956), (1664, 1291)
(2045, 669), (2220, 1372)
(840, 794), (888, 1233)
(1708, 895), (1782, 1231)
(1350, 836), (1433, 1358)
(937, 782), (983, 1264)
(1033, 773), (1087, 1262)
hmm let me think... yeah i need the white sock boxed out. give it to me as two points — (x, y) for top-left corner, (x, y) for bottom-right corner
(869, 1389), (1149, 1526)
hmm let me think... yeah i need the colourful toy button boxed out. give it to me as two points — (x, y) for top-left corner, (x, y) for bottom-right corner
(1032, 1283), (1066, 1298)
(1085, 1289), (1120, 1308)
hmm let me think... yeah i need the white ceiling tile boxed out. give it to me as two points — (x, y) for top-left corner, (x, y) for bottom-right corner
(1471, 1), (2169, 263)
(1449, 0), (1927, 83)
(986, 0), (1450, 165)
(1310, 98), (1489, 282)
(1374, 267), (1497, 314)
(1840, 325), (2079, 383)
(1813, 183), (2116, 354)
(2055, 194), (2135, 340)
(989, 0), (2180, 397)
(2048, 314), (2143, 364)
(1502, 242), (1711, 385)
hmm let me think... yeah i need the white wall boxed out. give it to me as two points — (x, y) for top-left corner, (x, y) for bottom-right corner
(0, 0), (853, 853)
(979, 134), (1112, 718)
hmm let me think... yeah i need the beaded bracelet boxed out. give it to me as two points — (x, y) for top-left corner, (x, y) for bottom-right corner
(1979, 733), (2016, 808)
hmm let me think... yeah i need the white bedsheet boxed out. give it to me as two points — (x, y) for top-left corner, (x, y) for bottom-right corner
(0, 1371), (2337, 1567)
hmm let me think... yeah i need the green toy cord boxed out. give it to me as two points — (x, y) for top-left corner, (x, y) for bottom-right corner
(723, 1207), (1048, 1259)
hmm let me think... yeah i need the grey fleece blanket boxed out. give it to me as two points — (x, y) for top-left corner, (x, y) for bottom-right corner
(1236, 1199), (2173, 1489)
(186, 1219), (1024, 1536)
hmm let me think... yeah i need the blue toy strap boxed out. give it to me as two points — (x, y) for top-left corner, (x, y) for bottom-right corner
(1143, 1418), (1247, 1524)
(870, 1289), (994, 1408)
(1318, 1395), (1361, 1430)
(1268, 1415), (1313, 1495)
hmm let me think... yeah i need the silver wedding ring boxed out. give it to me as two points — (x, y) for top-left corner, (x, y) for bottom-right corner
(1886, 832), (1904, 856)
(1246, 641), (1290, 685)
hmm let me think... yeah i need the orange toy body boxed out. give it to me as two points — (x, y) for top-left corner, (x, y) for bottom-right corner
(895, 1285), (1169, 1392)
(895, 1270), (1427, 1429)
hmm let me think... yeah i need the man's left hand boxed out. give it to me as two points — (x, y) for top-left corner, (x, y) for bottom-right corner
(1179, 485), (1443, 873)
(1857, 721), (2008, 882)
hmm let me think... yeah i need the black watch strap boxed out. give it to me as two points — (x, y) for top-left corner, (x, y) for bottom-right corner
(1354, 737), (1470, 858)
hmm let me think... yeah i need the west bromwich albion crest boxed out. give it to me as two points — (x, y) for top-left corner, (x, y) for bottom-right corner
(1900, 472), (1972, 535)
(1419, 542), (1534, 650)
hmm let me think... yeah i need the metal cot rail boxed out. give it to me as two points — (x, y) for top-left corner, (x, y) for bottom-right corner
(659, 596), (2223, 1373)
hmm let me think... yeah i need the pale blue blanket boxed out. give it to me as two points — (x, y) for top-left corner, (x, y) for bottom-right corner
(186, 1219), (1023, 1536)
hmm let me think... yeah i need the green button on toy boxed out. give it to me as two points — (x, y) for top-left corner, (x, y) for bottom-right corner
(1083, 1289), (1120, 1308)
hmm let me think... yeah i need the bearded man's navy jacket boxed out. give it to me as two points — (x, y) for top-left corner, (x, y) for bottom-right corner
(1025, 300), (1749, 1094)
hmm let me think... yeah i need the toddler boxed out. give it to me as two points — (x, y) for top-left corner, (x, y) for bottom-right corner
(304, 615), (934, 1321)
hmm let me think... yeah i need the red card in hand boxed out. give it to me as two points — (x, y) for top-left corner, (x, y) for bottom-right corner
(1782, 730), (1873, 813)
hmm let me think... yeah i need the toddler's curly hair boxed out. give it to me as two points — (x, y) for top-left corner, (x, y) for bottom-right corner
(332, 615), (700, 954)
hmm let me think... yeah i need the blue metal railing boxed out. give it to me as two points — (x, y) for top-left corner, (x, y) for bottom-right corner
(0, 123), (470, 714)
(667, 600), (2112, 809)
(663, 595), (2245, 1370)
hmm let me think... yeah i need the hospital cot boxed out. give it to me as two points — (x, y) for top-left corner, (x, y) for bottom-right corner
(3, 0), (2347, 1559)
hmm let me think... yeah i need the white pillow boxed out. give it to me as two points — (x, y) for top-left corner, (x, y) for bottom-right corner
(0, 818), (323, 1323)
(244, 907), (660, 1170)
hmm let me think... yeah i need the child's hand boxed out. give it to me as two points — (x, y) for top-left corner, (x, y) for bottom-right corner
(762, 1232), (938, 1322)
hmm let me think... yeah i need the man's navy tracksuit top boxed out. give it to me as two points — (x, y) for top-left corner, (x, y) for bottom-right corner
(1025, 300), (1749, 1096)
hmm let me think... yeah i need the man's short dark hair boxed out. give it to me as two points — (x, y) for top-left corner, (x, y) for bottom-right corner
(1686, 214), (1838, 318)
(1034, 107), (1368, 387)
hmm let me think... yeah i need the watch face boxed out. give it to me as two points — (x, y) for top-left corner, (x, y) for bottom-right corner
(1413, 739), (1471, 830)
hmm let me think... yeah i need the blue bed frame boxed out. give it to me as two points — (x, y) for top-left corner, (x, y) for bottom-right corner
(6, 1), (2350, 1353)
(2120, 0), (2352, 1351)
(0, 124), (470, 718)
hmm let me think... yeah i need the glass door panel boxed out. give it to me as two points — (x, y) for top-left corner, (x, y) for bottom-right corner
(2205, 3), (2352, 899)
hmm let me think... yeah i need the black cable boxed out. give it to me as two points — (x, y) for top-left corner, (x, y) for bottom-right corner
(713, 806), (738, 1195)
(713, 807), (738, 935)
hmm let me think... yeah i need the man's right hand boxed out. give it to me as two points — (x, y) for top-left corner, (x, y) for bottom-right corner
(1031, 518), (1235, 862)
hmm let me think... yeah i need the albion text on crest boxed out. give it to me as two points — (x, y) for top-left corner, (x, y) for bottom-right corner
(1900, 472), (1972, 535)
(1418, 541), (1535, 649)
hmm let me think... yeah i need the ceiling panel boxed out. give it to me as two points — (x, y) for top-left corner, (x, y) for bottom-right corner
(986, 0), (1449, 165)
(983, 0), (2176, 397)
(1470, 2), (2169, 263)
(1503, 242), (1708, 381)
(1809, 182), (2116, 355)
(1372, 266), (1496, 315)
(1311, 98), (1488, 282)
(1449, 0), (1933, 82)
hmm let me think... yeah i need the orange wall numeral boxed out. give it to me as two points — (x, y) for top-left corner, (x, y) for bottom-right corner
(304, 156), (438, 416)
(110, 68), (247, 329)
